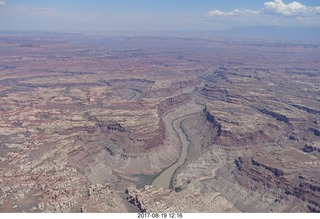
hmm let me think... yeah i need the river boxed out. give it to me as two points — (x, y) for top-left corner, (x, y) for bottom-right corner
(151, 115), (191, 189)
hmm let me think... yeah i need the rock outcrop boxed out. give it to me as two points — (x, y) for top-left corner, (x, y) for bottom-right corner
(208, 148), (320, 212)
(125, 185), (239, 213)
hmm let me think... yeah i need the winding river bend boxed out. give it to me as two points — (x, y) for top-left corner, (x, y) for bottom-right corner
(152, 115), (192, 189)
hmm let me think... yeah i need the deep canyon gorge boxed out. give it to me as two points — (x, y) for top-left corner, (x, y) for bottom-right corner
(0, 32), (319, 212)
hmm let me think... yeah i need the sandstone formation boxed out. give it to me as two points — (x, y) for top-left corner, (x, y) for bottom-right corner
(125, 185), (239, 213)
(0, 32), (319, 212)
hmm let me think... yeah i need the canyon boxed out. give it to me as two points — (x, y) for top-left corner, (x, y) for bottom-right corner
(0, 32), (319, 212)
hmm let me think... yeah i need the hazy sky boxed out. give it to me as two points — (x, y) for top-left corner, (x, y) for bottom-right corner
(0, 0), (320, 32)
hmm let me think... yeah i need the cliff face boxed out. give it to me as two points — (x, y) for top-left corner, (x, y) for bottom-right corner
(172, 66), (320, 213)
(67, 93), (200, 181)
(209, 148), (320, 212)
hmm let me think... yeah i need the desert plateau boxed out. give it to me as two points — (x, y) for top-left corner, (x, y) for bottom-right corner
(0, 32), (319, 213)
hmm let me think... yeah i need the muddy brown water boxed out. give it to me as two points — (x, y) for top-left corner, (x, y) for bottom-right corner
(151, 116), (191, 189)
